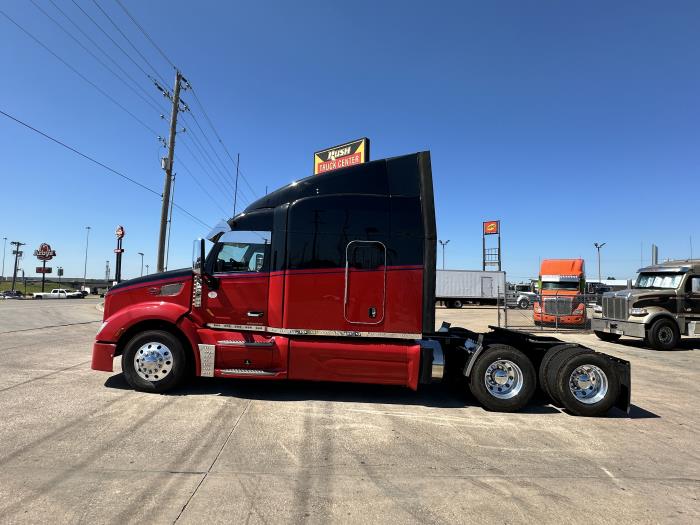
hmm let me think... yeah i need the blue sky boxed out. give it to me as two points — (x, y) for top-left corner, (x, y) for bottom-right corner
(1, 0), (698, 283)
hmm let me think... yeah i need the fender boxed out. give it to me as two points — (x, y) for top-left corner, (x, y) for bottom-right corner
(644, 312), (682, 332)
(96, 302), (191, 343)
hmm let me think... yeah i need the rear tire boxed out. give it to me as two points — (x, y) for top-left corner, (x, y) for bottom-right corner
(648, 318), (680, 351)
(451, 299), (463, 309)
(538, 344), (578, 400)
(122, 330), (187, 393)
(594, 330), (622, 343)
(544, 346), (593, 406)
(555, 353), (620, 417)
(469, 345), (536, 412)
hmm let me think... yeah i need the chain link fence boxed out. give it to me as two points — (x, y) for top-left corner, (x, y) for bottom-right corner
(497, 290), (605, 333)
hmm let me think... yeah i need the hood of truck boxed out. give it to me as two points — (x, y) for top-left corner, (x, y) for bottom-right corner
(104, 268), (193, 320)
(603, 288), (679, 310)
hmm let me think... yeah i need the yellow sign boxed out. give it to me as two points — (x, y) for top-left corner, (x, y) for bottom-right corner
(314, 138), (369, 175)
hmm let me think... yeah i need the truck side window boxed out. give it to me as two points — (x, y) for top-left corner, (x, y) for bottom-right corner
(213, 231), (271, 274)
(690, 277), (700, 294)
(347, 242), (385, 270)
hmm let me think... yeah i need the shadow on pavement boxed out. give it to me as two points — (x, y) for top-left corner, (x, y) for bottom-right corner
(614, 338), (699, 352)
(105, 373), (562, 413)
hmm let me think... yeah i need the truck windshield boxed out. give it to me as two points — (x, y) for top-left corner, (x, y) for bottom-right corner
(541, 281), (580, 291)
(635, 273), (683, 289)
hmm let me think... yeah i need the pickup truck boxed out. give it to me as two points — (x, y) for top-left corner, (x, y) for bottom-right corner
(33, 288), (83, 299)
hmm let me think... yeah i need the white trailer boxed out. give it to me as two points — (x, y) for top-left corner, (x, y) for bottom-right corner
(436, 270), (506, 308)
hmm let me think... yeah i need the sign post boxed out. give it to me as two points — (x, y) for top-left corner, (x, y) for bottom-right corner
(33, 243), (56, 292)
(114, 226), (125, 284)
(314, 138), (369, 175)
(482, 221), (501, 271)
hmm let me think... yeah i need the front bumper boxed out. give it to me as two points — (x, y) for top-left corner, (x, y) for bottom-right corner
(92, 342), (117, 372)
(534, 313), (586, 325)
(591, 318), (646, 339)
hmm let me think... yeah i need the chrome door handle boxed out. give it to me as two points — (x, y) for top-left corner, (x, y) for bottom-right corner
(247, 311), (264, 317)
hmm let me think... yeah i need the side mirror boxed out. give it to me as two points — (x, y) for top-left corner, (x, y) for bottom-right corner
(192, 238), (206, 275)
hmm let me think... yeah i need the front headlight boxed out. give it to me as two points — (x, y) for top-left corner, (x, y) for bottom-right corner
(593, 304), (603, 313)
(629, 307), (648, 316)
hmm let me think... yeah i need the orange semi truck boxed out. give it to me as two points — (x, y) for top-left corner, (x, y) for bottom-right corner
(534, 259), (587, 326)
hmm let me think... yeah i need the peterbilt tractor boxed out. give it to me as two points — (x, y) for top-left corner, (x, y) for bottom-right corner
(92, 151), (630, 416)
(593, 259), (700, 350)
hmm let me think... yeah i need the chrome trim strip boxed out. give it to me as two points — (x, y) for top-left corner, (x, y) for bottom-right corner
(197, 344), (215, 377)
(218, 340), (275, 347)
(206, 323), (421, 340)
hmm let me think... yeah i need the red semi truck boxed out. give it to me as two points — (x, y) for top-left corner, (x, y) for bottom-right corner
(92, 152), (630, 416)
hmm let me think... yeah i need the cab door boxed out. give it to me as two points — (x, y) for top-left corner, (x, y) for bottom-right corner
(201, 231), (271, 328)
(344, 240), (386, 325)
(684, 275), (700, 320)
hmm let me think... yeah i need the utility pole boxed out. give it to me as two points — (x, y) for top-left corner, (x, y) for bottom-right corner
(145, 264), (150, 275)
(83, 226), (91, 291)
(594, 242), (606, 284)
(10, 241), (25, 291)
(439, 240), (450, 270)
(1, 237), (7, 281)
(233, 153), (240, 216)
(138, 252), (144, 276)
(157, 70), (184, 273)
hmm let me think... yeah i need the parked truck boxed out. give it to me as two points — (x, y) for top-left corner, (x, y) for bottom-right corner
(92, 152), (630, 416)
(592, 259), (700, 350)
(436, 270), (505, 308)
(33, 288), (83, 299)
(534, 259), (587, 326)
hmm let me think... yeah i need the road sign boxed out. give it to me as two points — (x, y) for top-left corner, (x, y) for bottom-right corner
(57, 268), (64, 277)
(34, 243), (56, 261)
(36, 266), (53, 274)
(483, 221), (500, 235)
(114, 248), (125, 254)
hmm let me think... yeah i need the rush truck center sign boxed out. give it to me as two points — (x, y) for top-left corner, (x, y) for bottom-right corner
(314, 138), (369, 175)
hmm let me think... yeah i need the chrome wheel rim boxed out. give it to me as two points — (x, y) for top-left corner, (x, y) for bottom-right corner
(658, 326), (674, 345)
(569, 365), (608, 404)
(134, 342), (173, 382)
(484, 359), (523, 399)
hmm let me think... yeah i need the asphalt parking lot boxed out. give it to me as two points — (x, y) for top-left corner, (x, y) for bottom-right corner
(0, 300), (698, 524)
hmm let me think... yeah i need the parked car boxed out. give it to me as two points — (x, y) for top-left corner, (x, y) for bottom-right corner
(33, 288), (84, 299)
(0, 290), (24, 300)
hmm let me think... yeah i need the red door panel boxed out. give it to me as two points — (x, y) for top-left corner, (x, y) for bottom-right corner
(202, 273), (269, 327)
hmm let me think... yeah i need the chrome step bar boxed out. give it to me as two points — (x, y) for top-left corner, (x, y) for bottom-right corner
(217, 339), (275, 347)
(218, 368), (277, 376)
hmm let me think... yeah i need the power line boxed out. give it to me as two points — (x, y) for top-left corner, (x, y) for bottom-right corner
(48, 0), (169, 114)
(0, 8), (159, 136)
(90, 0), (169, 87)
(175, 156), (232, 217)
(113, 0), (176, 70)
(28, 0), (165, 116)
(0, 109), (211, 230)
(69, 0), (158, 87)
(178, 137), (236, 202)
(188, 85), (260, 199)
(98, 2), (261, 206)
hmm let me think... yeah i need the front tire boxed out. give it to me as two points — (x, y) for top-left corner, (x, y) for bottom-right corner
(518, 298), (529, 309)
(555, 353), (620, 417)
(594, 330), (622, 343)
(469, 345), (536, 412)
(121, 330), (187, 392)
(648, 318), (680, 351)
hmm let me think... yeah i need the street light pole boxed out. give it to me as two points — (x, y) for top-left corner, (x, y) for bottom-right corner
(83, 226), (91, 290)
(138, 252), (144, 277)
(439, 240), (450, 270)
(594, 242), (606, 284)
(1, 237), (7, 281)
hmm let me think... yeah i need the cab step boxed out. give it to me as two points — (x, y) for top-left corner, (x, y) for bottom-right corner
(218, 368), (277, 376)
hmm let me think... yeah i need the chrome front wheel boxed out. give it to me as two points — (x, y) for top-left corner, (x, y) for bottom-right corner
(133, 342), (174, 382)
